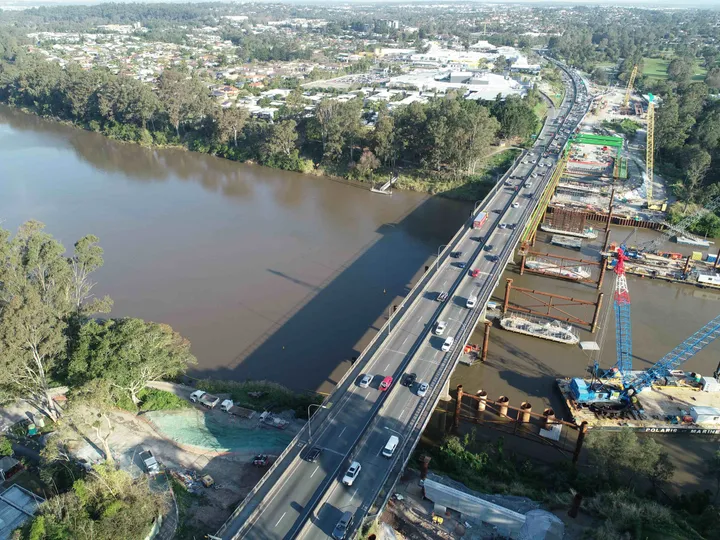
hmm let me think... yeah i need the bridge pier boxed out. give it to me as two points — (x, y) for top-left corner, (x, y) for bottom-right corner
(440, 377), (453, 401)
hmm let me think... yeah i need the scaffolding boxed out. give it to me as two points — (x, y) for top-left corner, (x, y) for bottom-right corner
(543, 208), (588, 235)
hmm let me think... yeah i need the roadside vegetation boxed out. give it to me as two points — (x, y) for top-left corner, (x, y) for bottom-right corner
(194, 379), (323, 419)
(420, 430), (720, 540)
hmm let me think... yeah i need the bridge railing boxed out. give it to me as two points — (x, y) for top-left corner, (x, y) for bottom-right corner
(216, 150), (526, 539)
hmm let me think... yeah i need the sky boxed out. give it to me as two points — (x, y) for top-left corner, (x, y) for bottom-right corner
(0, 0), (718, 7)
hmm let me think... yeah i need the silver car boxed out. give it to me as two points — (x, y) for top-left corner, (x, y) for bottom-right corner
(417, 383), (429, 398)
(358, 374), (372, 388)
(342, 461), (362, 486)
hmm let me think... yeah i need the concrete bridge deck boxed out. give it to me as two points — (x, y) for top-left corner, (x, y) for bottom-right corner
(215, 60), (591, 540)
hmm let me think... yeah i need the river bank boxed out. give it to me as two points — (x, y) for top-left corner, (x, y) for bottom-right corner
(0, 100), (516, 203)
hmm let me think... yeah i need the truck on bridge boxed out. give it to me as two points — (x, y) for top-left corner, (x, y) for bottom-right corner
(472, 210), (489, 229)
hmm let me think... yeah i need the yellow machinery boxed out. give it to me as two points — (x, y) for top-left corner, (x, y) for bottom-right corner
(646, 93), (657, 208)
(623, 65), (638, 108)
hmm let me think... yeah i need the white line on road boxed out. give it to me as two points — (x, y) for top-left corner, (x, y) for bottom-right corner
(339, 426), (347, 438)
(275, 512), (286, 528)
(402, 336), (408, 345)
(310, 466), (319, 478)
(349, 489), (358, 504)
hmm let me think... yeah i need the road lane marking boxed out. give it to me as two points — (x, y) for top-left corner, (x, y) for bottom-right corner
(349, 489), (359, 504)
(402, 336), (408, 345)
(385, 363), (390, 370)
(310, 466), (319, 478)
(275, 512), (286, 528)
(339, 426), (347, 438)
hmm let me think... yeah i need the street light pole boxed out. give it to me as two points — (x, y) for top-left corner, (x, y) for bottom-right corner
(436, 244), (448, 270)
(307, 403), (327, 444)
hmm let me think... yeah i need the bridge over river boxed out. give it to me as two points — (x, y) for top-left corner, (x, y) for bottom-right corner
(215, 60), (591, 540)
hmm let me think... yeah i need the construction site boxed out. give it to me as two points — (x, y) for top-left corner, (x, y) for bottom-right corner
(547, 65), (669, 230)
(450, 68), (720, 437)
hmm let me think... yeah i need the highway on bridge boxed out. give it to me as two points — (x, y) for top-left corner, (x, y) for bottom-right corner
(217, 61), (591, 540)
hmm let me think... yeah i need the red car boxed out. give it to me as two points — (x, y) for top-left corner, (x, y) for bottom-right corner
(379, 376), (393, 392)
(470, 269), (481, 278)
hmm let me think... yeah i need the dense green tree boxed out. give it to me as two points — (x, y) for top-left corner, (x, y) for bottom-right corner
(705, 68), (720, 91)
(263, 119), (299, 159)
(0, 221), (109, 421)
(67, 317), (196, 405)
(213, 106), (248, 147)
(372, 112), (397, 167)
(667, 56), (693, 86)
(22, 464), (165, 540)
(491, 96), (539, 140)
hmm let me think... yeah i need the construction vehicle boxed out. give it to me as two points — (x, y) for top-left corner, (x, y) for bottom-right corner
(569, 314), (720, 406)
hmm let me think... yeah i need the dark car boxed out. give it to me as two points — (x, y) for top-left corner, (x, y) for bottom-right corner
(451, 251), (463, 258)
(402, 373), (417, 387)
(456, 262), (467, 269)
(332, 511), (354, 540)
(484, 244), (493, 252)
(488, 255), (499, 262)
(306, 447), (322, 463)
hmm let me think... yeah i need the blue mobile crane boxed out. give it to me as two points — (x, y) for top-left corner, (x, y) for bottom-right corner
(570, 245), (720, 405)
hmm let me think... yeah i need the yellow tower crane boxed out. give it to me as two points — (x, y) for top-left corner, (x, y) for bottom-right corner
(623, 65), (638, 108)
(646, 93), (655, 207)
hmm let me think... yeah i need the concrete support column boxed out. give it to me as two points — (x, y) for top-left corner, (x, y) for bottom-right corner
(597, 257), (607, 290)
(520, 402), (532, 423)
(498, 396), (509, 417)
(606, 188), (615, 232)
(481, 321), (492, 362)
(603, 231), (612, 253)
(591, 292), (604, 333)
(453, 385), (463, 432)
(475, 390), (487, 421)
(420, 455), (431, 480)
(503, 278), (513, 314)
(573, 421), (589, 464)
(440, 378), (452, 401)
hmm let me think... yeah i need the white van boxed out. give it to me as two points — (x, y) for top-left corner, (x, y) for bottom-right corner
(382, 435), (399, 458)
(466, 296), (477, 309)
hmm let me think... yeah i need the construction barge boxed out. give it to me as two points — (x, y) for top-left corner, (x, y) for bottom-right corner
(550, 234), (583, 250)
(525, 259), (591, 281)
(557, 372), (720, 434)
(500, 314), (579, 345)
(540, 224), (599, 239)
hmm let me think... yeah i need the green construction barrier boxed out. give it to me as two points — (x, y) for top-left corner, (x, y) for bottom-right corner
(571, 133), (624, 147)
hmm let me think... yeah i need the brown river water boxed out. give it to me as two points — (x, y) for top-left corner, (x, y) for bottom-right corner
(0, 106), (469, 394)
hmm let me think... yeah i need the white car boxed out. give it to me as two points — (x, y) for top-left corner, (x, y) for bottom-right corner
(499, 223), (507, 229)
(417, 383), (429, 398)
(434, 320), (447, 335)
(511, 202), (520, 209)
(359, 374), (372, 388)
(441, 336), (455, 352)
(342, 461), (362, 486)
